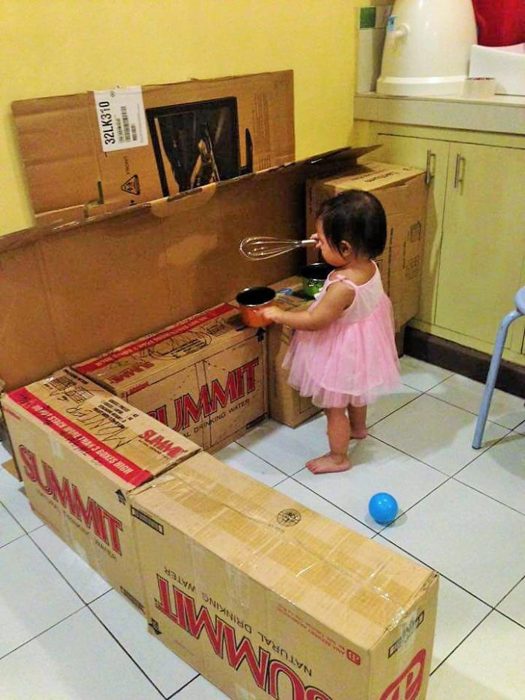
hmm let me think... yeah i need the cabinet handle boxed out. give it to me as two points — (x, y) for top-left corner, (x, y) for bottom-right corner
(425, 149), (436, 185)
(454, 154), (466, 189)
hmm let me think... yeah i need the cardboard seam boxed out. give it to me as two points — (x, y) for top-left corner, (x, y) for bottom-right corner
(34, 239), (66, 372)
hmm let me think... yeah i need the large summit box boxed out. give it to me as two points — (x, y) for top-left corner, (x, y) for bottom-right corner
(1, 368), (200, 612)
(131, 451), (438, 700)
(73, 303), (267, 451)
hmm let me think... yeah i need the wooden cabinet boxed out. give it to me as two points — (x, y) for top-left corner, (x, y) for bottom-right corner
(437, 142), (524, 349)
(361, 123), (525, 363)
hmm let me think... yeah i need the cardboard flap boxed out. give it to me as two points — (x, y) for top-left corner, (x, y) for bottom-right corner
(304, 144), (378, 165)
(150, 145), (378, 219)
(12, 71), (295, 228)
(150, 183), (220, 218)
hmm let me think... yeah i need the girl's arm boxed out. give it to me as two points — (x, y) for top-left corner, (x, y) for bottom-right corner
(262, 283), (355, 331)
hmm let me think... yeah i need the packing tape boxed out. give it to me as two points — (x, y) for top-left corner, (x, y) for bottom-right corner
(236, 685), (257, 700)
(226, 566), (252, 611)
(50, 437), (63, 459)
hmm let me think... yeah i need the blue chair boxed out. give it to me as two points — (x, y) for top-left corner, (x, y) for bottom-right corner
(472, 287), (525, 449)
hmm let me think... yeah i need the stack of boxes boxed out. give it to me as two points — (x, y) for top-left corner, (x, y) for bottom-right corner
(1, 71), (435, 699)
(1, 283), (438, 699)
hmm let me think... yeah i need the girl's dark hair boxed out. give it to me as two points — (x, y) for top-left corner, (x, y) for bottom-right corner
(317, 190), (387, 259)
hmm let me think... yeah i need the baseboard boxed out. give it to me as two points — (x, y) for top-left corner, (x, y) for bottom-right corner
(404, 327), (525, 400)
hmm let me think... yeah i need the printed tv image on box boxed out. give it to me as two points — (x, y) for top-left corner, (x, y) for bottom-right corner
(146, 97), (253, 196)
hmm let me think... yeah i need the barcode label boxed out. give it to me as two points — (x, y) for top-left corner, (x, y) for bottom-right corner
(93, 87), (148, 152)
(47, 376), (76, 392)
(45, 375), (93, 403)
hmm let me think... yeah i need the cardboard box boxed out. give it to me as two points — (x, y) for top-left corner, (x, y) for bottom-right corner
(268, 292), (320, 428)
(12, 71), (295, 227)
(307, 161), (428, 330)
(1, 367), (200, 611)
(1, 458), (21, 481)
(0, 379), (19, 479)
(74, 304), (267, 452)
(131, 451), (438, 700)
(228, 274), (319, 429)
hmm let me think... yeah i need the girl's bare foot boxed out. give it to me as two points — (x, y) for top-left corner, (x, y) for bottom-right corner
(306, 453), (351, 474)
(305, 452), (329, 470)
(351, 429), (368, 439)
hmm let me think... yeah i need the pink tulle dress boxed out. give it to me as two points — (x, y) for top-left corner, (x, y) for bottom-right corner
(283, 263), (400, 408)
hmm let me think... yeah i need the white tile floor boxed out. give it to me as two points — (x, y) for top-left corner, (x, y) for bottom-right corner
(1, 355), (524, 699)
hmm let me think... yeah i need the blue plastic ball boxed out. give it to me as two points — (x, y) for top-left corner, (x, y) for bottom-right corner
(368, 492), (399, 525)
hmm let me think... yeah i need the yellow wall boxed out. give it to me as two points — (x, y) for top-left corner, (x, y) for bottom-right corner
(0, 0), (359, 236)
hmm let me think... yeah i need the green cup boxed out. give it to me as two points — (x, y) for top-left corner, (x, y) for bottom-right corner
(301, 263), (333, 298)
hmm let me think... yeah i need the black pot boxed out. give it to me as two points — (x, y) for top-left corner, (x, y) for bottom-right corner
(301, 263), (333, 298)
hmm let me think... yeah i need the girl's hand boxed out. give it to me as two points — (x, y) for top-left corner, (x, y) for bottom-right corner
(310, 232), (321, 249)
(260, 305), (285, 324)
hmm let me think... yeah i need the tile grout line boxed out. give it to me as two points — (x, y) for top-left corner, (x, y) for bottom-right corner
(365, 391), (424, 430)
(370, 471), (458, 537)
(0, 492), (45, 535)
(88, 588), (114, 605)
(86, 605), (169, 699)
(429, 606), (495, 677)
(166, 673), (201, 698)
(495, 608), (525, 632)
(236, 393), (426, 482)
(375, 463), (525, 546)
(26, 529), (95, 606)
(0, 608), (83, 664)
(372, 531), (507, 608)
(232, 443), (310, 481)
(402, 361), (524, 409)
(242, 432), (460, 536)
(232, 440), (302, 479)
(492, 573), (525, 612)
(402, 367), (525, 438)
(451, 475), (525, 517)
(0, 531), (26, 551)
(367, 433), (453, 476)
(419, 386), (525, 431)
(370, 426), (525, 516)
(287, 473), (377, 534)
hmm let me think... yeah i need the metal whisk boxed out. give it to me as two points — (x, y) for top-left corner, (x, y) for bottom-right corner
(240, 236), (315, 260)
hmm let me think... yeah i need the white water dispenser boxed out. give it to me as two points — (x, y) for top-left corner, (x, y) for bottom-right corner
(377, 0), (478, 96)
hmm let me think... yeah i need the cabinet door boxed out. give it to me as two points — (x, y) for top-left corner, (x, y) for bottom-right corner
(436, 142), (525, 347)
(371, 133), (450, 324)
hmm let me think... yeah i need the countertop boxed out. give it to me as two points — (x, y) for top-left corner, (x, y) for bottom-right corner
(354, 92), (525, 136)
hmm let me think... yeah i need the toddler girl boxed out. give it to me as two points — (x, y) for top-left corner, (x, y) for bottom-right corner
(262, 190), (400, 474)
